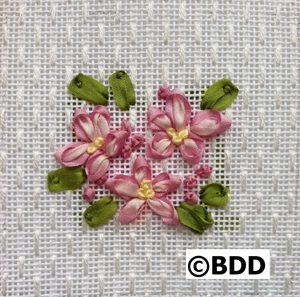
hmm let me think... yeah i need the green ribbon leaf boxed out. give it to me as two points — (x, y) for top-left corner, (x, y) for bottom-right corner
(47, 167), (86, 192)
(200, 182), (230, 207)
(176, 202), (214, 234)
(83, 197), (118, 228)
(68, 73), (108, 105)
(176, 207), (205, 234)
(108, 70), (135, 111)
(201, 79), (239, 111)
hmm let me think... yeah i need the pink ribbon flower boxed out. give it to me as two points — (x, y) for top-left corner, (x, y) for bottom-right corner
(183, 175), (197, 188)
(195, 165), (213, 178)
(105, 156), (181, 225)
(130, 133), (144, 150)
(82, 186), (96, 203)
(184, 191), (198, 204)
(55, 106), (130, 184)
(147, 86), (232, 164)
(120, 144), (132, 159)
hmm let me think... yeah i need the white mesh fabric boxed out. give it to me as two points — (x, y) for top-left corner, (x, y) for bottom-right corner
(0, 0), (299, 296)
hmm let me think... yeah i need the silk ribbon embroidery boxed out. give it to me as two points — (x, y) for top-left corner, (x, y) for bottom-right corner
(106, 156), (180, 225)
(48, 76), (238, 233)
(147, 86), (232, 164)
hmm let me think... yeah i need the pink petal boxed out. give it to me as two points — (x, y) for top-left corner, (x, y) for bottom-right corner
(85, 152), (110, 182)
(152, 173), (181, 198)
(118, 198), (146, 224)
(179, 137), (205, 165)
(104, 130), (130, 157)
(147, 197), (179, 225)
(146, 132), (175, 160)
(184, 191), (198, 204)
(105, 175), (139, 201)
(157, 86), (173, 100)
(165, 91), (191, 131)
(55, 142), (90, 167)
(161, 214), (179, 225)
(183, 175), (197, 188)
(195, 165), (213, 178)
(157, 86), (186, 101)
(148, 107), (172, 132)
(120, 144), (132, 159)
(190, 110), (232, 138)
(132, 156), (152, 185)
(74, 108), (89, 117)
(131, 133), (145, 150)
(95, 173), (108, 186)
(120, 120), (132, 134)
(73, 112), (95, 142)
(82, 187), (96, 202)
(90, 106), (111, 138)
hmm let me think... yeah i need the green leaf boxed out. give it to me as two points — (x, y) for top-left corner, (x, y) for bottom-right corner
(83, 197), (118, 228)
(108, 70), (135, 111)
(179, 201), (195, 211)
(47, 167), (86, 192)
(200, 182), (230, 207)
(176, 202), (214, 234)
(176, 206), (205, 234)
(68, 73), (108, 105)
(191, 205), (214, 227)
(201, 79), (239, 111)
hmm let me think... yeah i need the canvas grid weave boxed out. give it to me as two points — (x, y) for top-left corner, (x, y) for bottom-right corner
(0, 0), (299, 296)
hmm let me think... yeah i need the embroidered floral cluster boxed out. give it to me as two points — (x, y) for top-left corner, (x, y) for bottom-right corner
(55, 106), (144, 185)
(147, 87), (231, 164)
(50, 80), (237, 232)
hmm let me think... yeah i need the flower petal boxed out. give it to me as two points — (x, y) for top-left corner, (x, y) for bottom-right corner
(146, 132), (175, 160)
(104, 130), (130, 157)
(148, 197), (179, 225)
(74, 108), (89, 117)
(118, 198), (146, 224)
(106, 175), (139, 201)
(190, 110), (232, 138)
(148, 107), (172, 132)
(179, 138), (205, 164)
(90, 106), (111, 138)
(161, 214), (179, 225)
(131, 133), (144, 150)
(120, 120), (132, 134)
(152, 173), (181, 198)
(132, 156), (152, 184)
(55, 142), (90, 167)
(157, 86), (173, 100)
(85, 152), (110, 182)
(73, 112), (95, 142)
(165, 91), (191, 131)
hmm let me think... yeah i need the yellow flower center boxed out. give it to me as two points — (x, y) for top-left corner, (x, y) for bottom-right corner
(166, 127), (189, 145)
(137, 179), (155, 200)
(86, 136), (104, 154)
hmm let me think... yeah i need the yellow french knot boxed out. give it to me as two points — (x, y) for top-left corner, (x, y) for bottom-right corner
(166, 128), (189, 145)
(137, 179), (155, 199)
(86, 137), (104, 154)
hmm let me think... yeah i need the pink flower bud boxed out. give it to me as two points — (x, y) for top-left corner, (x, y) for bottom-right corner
(120, 120), (132, 134)
(95, 173), (108, 186)
(121, 144), (132, 159)
(157, 86), (172, 100)
(83, 187), (95, 202)
(131, 133), (144, 150)
(195, 165), (213, 178)
(184, 192), (198, 204)
(183, 175), (197, 188)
